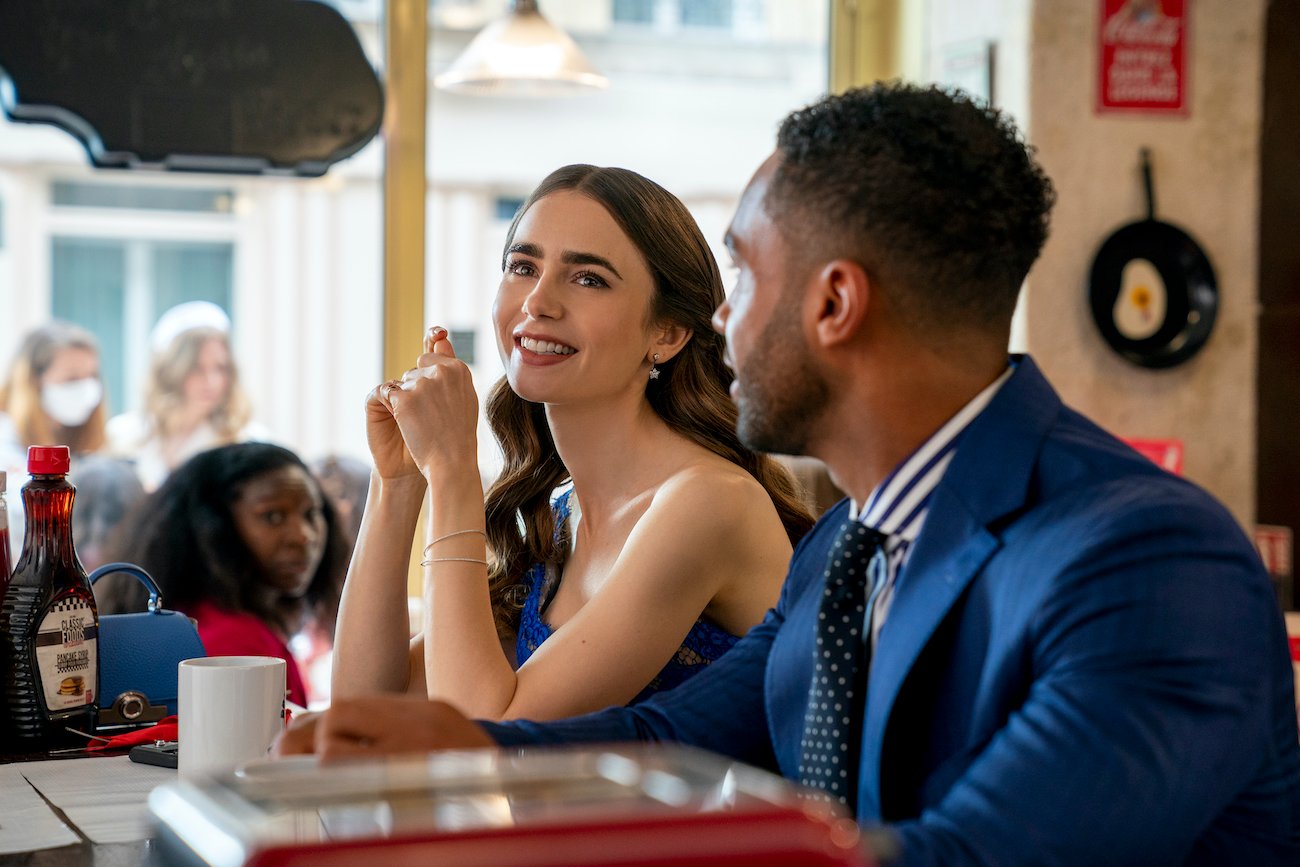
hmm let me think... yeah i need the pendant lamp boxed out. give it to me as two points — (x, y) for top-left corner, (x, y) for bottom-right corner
(434, 0), (609, 96)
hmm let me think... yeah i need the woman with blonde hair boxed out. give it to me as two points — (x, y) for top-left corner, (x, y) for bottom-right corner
(0, 320), (109, 569)
(332, 165), (814, 722)
(0, 321), (108, 469)
(107, 301), (267, 490)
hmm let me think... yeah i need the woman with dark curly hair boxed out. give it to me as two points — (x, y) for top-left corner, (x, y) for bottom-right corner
(96, 442), (348, 706)
(332, 165), (815, 722)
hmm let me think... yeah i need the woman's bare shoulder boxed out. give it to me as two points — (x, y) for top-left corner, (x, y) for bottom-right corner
(637, 457), (790, 631)
(650, 456), (784, 535)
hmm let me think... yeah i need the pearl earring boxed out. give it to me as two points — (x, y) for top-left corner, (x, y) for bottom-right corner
(649, 353), (661, 380)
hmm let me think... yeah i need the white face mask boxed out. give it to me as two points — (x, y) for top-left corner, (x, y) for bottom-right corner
(41, 377), (103, 428)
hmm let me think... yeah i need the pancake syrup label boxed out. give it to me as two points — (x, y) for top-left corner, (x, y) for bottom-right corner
(35, 596), (97, 711)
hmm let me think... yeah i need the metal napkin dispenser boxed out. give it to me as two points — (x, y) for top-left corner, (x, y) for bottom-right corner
(147, 744), (882, 866)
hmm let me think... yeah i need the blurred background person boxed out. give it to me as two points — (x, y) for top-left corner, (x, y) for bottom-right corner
(300, 453), (372, 702)
(107, 301), (269, 491)
(70, 456), (145, 573)
(0, 320), (108, 468)
(0, 320), (109, 570)
(96, 442), (348, 706)
(309, 454), (370, 553)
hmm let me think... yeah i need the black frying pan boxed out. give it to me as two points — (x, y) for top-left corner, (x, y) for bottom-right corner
(1088, 149), (1218, 369)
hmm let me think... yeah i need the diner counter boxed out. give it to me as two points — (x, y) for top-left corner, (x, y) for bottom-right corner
(0, 752), (165, 865)
(3, 841), (148, 866)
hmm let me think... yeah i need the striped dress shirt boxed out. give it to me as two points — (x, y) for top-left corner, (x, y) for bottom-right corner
(854, 365), (1014, 649)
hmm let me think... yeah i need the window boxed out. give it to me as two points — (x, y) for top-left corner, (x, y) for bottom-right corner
(1, 8), (384, 464)
(613, 0), (656, 25)
(448, 328), (477, 365)
(51, 182), (234, 213)
(50, 237), (234, 416)
(494, 196), (526, 222)
(614, 0), (738, 31)
(680, 0), (732, 29)
(3, 3), (829, 476)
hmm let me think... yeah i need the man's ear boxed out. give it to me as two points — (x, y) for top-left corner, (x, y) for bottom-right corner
(649, 321), (693, 363)
(809, 259), (871, 349)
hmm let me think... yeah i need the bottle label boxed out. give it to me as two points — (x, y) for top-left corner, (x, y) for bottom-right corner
(35, 597), (97, 711)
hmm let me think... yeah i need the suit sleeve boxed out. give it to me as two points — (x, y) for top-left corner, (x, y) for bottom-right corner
(891, 494), (1297, 866)
(482, 605), (781, 770)
(479, 510), (845, 766)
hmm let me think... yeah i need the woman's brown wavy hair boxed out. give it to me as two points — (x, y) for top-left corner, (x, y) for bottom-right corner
(483, 164), (814, 639)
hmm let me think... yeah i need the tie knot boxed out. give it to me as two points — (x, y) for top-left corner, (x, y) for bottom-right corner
(833, 520), (886, 554)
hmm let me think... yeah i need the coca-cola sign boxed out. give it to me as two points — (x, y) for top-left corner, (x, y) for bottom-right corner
(1098, 0), (1188, 114)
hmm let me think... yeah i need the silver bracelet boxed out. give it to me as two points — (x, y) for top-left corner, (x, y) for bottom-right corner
(422, 529), (487, 559)
(419, 556), (488, 567)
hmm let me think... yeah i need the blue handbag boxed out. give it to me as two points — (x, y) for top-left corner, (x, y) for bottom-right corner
(88, 562), (206, 724)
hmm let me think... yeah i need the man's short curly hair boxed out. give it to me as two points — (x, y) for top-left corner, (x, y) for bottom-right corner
(769, 82), (1055, 336)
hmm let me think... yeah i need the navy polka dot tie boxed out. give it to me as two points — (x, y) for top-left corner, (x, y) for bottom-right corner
(797, 520), (888, 810)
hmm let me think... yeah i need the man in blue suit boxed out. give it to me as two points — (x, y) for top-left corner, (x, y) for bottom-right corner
(283, 83), (1300, 863)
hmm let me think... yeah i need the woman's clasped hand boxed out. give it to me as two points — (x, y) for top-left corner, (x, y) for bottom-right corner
(371, 326), (481, 484)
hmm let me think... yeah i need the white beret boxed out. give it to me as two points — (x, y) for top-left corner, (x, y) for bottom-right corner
(150, 301), (231, 354)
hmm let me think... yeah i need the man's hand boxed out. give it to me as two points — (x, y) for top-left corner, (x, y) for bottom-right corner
(274, 696), (496, 760)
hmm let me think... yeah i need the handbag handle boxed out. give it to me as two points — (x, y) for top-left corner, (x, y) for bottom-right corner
(88, 562), (165, 614)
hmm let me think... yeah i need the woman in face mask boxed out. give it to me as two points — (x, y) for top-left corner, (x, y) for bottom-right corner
(0, 321), (108, 464)
(0, 321), (109, 570)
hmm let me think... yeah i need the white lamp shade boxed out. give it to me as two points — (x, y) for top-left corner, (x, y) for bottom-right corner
(435, 3), (608, 97)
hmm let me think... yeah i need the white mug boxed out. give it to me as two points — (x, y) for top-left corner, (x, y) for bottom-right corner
(178, 656), (286, 781)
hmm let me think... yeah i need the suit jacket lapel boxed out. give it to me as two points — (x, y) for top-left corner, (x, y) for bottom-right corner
(855, 356), (1063, 820)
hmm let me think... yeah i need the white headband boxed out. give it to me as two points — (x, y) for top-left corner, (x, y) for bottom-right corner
(150, 301), (230, 354)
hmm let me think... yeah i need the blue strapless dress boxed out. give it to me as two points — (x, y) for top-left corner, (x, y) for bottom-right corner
(514, 490), (741, 704)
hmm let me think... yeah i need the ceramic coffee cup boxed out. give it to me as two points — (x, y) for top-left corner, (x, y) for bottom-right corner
(178, 656), (285, 781)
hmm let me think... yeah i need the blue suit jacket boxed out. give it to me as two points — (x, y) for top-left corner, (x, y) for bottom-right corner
(485, 357), (1300, 865)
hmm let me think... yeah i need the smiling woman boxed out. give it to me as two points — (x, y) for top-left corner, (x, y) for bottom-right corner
(94, 442), (350, 706)
(330, 164), (814, 722)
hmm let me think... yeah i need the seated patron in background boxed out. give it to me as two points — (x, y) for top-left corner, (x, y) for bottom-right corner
(0, 320), (108, 469)
(310, 454), (370, 552)
(98, 442), (347, 706)
(298, 454), (372, 701)
(107, 301), (269, 491)
(0, 320), (110, 569)
(70, 455), (145, 572)
(282, 84), (1300, 865)
(330, 164), (813, 721)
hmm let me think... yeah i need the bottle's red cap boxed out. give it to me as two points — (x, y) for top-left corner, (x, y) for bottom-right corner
(28, 445), (71, 475)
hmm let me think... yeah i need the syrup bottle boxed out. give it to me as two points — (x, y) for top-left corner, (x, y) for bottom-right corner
(0, 446), (99, 751)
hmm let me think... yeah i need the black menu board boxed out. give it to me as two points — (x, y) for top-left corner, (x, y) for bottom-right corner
(0, 0), (384, 176)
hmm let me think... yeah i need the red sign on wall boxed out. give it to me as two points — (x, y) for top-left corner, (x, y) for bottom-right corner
(1121, 437), (1184, 475)
(1255, 525), (1294, 578)
(1098, 0), (1188, 114)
